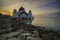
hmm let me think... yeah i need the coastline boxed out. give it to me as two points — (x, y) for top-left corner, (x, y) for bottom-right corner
(0, 22), (60, 40)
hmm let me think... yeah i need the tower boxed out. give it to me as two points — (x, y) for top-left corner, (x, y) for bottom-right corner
(13, 9), (18, 18)
(28, 10), (32, 18)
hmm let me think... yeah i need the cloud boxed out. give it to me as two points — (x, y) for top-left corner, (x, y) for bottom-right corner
(0, 0), (57, 7)
(0, 0), (60, 16)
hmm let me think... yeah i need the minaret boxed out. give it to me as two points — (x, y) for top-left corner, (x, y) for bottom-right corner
(28, 10), (32, 18)
(13, 9), (18, 18)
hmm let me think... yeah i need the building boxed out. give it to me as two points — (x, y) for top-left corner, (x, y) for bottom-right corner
(11, 7), (34, 24)
(12, 7), (32, 19)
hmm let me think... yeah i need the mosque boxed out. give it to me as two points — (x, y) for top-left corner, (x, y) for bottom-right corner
(12, 7), (32, 19)
(11, 7), (34, 24)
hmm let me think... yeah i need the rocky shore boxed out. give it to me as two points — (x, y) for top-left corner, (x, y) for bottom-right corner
(0, 14), (60, 40)
(0, 22), (60, 40)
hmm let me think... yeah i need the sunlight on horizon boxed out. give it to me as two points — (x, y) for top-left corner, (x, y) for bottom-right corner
(0, 0), (60, 17)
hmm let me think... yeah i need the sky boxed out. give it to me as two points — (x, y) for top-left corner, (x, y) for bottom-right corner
(0, 0), (60, 17)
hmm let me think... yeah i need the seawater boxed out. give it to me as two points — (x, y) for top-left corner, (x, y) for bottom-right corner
(32, 17), (60, 31)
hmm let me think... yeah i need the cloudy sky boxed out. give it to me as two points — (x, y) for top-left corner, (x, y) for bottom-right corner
(0, 0), (60, 16)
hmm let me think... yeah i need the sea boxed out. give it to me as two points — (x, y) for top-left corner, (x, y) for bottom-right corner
(32, 17), (60, 32)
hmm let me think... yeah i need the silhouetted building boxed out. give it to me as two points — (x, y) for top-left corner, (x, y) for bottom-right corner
(11, 7), (34, 24)
(12, 7), (32, 19)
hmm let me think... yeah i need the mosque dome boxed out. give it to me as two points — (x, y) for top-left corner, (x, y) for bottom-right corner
(19, 7), (25, 11)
